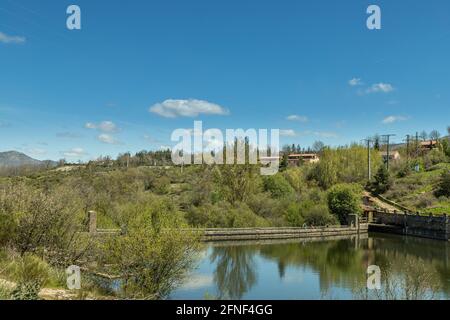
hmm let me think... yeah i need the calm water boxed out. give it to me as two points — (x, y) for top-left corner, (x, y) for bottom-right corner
(171, 233), (450, 300)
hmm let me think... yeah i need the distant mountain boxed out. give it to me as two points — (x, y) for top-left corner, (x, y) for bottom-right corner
(0, 151), (56, 168)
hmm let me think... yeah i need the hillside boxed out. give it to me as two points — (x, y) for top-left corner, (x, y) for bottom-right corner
(382, 162), (450, 215)
(0, 151), (55, 168)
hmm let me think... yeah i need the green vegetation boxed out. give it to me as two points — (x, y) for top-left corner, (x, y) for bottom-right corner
(1, 130), (449, 299)
(436, 170), (450, 197)
(327, 184), (363, 224)
(371, 165), (392, 195)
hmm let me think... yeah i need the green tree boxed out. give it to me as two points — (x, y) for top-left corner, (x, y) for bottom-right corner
(327, 183), (362, 224)
(262, 174), (294, 198)
(371, 165), (392, 194)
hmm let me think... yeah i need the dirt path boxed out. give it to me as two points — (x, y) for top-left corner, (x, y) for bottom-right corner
(363, 191), (399, 212)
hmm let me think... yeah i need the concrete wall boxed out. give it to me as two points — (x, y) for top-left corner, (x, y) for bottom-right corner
(372, 211), (449, 241)
(201, 225), (369, 241)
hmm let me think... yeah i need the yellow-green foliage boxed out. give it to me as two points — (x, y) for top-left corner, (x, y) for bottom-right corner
(309, 145), (381, 189)
(102, 194), (200, 299)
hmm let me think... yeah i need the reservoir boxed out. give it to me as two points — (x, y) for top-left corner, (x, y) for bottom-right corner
(171, 233), (450, 300)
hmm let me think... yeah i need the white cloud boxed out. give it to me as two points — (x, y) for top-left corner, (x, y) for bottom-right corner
(149, 99), (229, 118)
(349, 78), (362, 86)
(85, 121), (118, 133)
(97, 133), (121, 144)
(179, 274), (213, 290)
(382, 115), (408, 124)
(160, 145), (172, 150)
(0, 31), (26, 44)
(280, 129), (296, 137)
(62, 148), (86, 158)
(365, 83), (395, 94)
(286, 115), (308, 122)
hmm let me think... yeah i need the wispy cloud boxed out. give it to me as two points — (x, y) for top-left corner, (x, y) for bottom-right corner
(62, 148), (86, 158)
(348, 78), (363, 86)
(149, 99), (229, 118)
(365, 83), (395, 94)
(85, 121), (119, 133)
(286, 115), (308, 122)
(280, 129), (296, 137)
(382, 115), (409, 124)
(0, 31), (26, 44)
(97, 134), (121, 144)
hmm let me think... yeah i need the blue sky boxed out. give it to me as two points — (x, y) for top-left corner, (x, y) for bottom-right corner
(1, 0), (449, 161)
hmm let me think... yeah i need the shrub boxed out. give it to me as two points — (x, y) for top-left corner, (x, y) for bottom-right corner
(246, 193), (289, 221)
(10, 281), (41, 300)
(262, 175), (294, 198)
(284, 201), (336, 227)
(186, 201), (269, 228)
(284, 203), (305, 227)
(6, 254), (51, 300)
(423, 149), (447, 169)
(435, 170), (450, 197)
(8, 254), (50, 287)
(103, 197), (200, 299)
(303, 205), (337, 226)
(0, 183), (88, 266)
(327, 183), (363, 224)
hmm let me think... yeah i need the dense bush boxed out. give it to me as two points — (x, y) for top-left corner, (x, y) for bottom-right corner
(103, 195), (200, 299)
(0, 182), (89, 266)
(186, 201), (269, 228)
(284, 201), (337, 227)
(262, 175), (295, 198)
(435, 170), (450, 197)
(327, 183), (363, 224)
(423, 149), (447, 169)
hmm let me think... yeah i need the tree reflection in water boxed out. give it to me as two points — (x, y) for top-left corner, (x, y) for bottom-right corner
(210, 245), (257, 299)
(203, 235), (449, 300)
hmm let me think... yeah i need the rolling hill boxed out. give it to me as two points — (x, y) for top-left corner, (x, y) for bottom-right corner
(0, 151), (56, 168)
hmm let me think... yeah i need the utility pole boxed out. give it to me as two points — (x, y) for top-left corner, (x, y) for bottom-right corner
(381, 134), (396, 171)
(362, 138), (373, 181)
(405, 134), (410, 162)
(415, 132), (419, 156)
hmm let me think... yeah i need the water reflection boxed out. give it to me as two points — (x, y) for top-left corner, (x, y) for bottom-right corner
(172, 233), (450, 300)
(210, 246), (257, 299)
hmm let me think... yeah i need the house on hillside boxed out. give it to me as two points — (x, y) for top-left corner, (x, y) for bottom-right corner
(381, 150), (401, 163)
(288, 153), (320, 166)
(420, 140), (438, 151)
